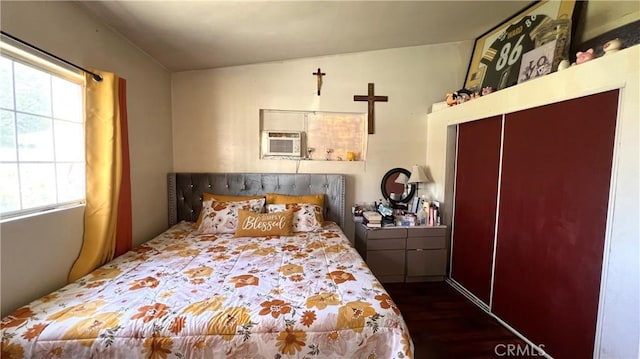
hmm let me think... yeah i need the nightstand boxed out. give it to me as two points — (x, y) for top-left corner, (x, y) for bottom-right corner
(354, 220), (447, 283)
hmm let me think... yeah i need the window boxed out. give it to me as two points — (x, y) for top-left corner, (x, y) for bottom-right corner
(0, 43), (85, 219)
(260, 109), (367, 161)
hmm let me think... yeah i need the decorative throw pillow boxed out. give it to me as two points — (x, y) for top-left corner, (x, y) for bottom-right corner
(234, 209), (294, 237)
(198, 198), (266, 234)
(266, 193), (325, 222)
(195, 194), (265, 227)
(267, 203), (323, 232)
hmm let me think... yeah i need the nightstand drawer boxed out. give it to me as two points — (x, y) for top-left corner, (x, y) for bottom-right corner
(367, 238), (406, 250)
(407, 236), (446, 250)
(406, 248), (447, 277)
(365, 228), (406, 239)
(407, 227), (446, 237)
(367, 249), (405, 283)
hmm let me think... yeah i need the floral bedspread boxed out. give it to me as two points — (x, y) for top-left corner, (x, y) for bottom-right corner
(1, 222), (414, 358)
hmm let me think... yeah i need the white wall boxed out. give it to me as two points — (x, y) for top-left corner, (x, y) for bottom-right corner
(0, 207), (83, 316)
(0, 1), (173, 316)
(172, 42), (472, 240)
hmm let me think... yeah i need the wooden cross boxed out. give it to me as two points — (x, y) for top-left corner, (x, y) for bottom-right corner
(313, 68), (326, 95)
(354, 83), (388, 134)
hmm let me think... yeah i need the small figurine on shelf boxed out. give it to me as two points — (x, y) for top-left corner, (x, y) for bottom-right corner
(456, 92), (470, 105)
(557, 59), (571, 71)
(445, 88), (473, 107)
(481, 86), (494, 96)
(574, 48), (595, 65)
(445, 92), (457, 106)
(603, 38), (623, 55)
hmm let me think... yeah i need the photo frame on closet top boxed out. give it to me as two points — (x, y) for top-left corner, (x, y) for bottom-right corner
(463, 0), (581, 93)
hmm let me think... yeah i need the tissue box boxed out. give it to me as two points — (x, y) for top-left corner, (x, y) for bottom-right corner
(394, 214), (416, 227)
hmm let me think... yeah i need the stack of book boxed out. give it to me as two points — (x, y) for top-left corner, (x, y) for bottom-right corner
(362, 211), (382, 228)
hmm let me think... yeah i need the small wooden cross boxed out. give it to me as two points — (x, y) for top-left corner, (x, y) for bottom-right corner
(354, 83), (388, 134)
(313, 68), (326, 95)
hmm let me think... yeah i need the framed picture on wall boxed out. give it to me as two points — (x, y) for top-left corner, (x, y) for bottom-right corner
(463, 0), (580, 93)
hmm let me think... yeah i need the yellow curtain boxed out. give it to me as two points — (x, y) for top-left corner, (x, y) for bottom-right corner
(68, 71), (123, 282)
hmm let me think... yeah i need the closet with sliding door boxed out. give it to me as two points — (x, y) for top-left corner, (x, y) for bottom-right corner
(452, 91), (617, 359)
(429, 45), (639, 358)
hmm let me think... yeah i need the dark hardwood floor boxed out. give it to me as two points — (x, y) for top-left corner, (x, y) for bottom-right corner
(384, 281), (530, 359)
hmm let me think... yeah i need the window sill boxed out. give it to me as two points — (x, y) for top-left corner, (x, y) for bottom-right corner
(1, 203), (85, 224)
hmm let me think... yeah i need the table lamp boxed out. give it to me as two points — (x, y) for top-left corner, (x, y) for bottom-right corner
(407, 164), (429, 199)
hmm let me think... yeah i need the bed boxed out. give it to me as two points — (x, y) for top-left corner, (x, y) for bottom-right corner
(1, 173), (414, 358)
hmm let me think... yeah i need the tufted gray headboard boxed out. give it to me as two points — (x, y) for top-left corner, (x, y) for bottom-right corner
(168, 173), (346, 229)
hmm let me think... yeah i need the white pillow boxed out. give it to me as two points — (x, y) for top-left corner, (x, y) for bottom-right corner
(198, 198), (266, 234)
(266, 203), (322, 232)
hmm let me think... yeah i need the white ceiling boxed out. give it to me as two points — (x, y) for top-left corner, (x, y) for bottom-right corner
(76, 1), (532, 72)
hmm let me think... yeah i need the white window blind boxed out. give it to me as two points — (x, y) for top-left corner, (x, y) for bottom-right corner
(0, 42), (85, 219)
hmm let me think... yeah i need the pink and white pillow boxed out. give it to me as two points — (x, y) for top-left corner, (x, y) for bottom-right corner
(267, 203), (322, 232)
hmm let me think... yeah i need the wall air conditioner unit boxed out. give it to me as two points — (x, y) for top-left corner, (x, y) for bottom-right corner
(262, 130), (305, 158)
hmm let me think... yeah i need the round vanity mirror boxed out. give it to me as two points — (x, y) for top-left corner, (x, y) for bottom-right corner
(380, 168), (416, 207)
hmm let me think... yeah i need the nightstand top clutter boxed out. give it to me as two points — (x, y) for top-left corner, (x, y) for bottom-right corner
(356, 199), (442, 228)
(355, 213), (445, 230)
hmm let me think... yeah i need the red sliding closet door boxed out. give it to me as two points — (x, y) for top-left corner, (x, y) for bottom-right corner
(492, 91), (619, 359)
(451, 116), (502, 305)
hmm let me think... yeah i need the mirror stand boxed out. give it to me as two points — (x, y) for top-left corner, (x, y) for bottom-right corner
(380, 168), (416, 209)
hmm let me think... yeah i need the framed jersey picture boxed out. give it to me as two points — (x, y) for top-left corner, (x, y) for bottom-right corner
(464, 0), (580, 93)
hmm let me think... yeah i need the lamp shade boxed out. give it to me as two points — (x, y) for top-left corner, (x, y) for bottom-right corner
(394, 173), (409, 185)
(407, 165), (429, 183)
